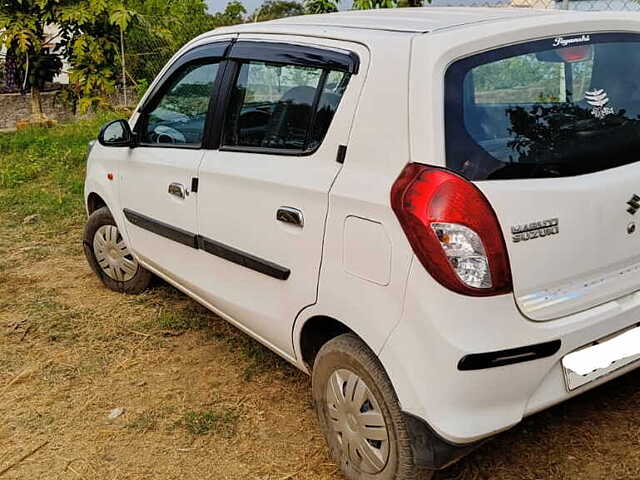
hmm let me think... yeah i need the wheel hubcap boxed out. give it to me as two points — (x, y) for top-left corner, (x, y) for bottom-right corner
(93, 225), (138, 282)
(326, 369), (390, 474)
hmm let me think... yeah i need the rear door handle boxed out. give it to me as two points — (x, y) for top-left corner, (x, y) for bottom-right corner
(168, 182), (188, 199)
(277, 207), (304, 227)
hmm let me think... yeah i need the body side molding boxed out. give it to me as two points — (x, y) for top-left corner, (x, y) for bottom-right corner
(123, 208), (197, 248)
(123, 208), (290, 280)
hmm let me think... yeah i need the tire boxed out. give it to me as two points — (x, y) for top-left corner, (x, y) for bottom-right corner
(83, 206), (152, 294)
(312, 334), (434, 480)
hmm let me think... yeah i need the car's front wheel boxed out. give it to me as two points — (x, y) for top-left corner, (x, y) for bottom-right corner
(312, 333), (433, 480)
(83, 206), (152, 294)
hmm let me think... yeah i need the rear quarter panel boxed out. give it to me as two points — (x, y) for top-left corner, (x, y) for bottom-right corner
(294, 32), (416, 361)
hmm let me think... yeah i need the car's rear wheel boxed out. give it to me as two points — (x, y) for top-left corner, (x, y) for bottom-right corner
(312, 333), (433, 480)
(83, 206), (152, 294)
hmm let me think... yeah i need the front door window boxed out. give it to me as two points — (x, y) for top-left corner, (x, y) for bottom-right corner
(141, 62), (220, 146)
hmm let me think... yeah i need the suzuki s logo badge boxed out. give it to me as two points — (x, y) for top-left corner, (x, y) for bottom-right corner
(585, 89), (615, 119)
(511, 218), (559, 243)
(627, 194), (640, 215)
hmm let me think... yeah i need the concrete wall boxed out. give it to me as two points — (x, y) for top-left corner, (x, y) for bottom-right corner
(0, 91), (74, 129)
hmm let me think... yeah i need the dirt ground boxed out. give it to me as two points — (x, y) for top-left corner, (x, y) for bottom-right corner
(3, 219), (640, 480)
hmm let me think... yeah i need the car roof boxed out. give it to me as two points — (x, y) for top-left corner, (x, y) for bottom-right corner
(231, 7), (561, 34)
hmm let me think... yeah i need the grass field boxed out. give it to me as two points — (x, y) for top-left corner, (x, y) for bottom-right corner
(3, 118), (640, 479)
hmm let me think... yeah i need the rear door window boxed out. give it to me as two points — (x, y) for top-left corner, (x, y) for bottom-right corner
(222, 61), (350, 153)
(445, 33), (640, 180)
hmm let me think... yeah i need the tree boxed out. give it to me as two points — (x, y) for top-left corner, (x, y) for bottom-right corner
(303, 0), (338, 14)
(253, 0), (304, 21)
(0, 0), (139, 118)
(353, 0), (424, 9)
(124, 0), (246, 88)
(213, 0), (247, 25)
(59, 2), (139, 112)
(0, 0), (63, 121)
(124, 0), (218, 87)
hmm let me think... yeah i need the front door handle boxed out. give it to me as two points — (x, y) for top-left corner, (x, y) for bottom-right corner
(168, 182), (188, 199)
(277, 207), (304, 227)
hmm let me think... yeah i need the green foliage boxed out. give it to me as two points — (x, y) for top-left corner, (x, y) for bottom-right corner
(254, 0), (304, 21)
(473, 55), (561, 93)
(472, 54), (593, 104)
(64, 32), (119, 112)
(352, 0), (425, 9)
(180, 409), (239, 436)
(0, 0), (139, 113)
(58, 1), (139, 112)
(154, 305), (210, 331)
(352, 0), (394, 8)
(304, 0), (338, 14)
(124, 0), (244, 86)
(125, 0), (214, 71)
(215, 0), (247, 24)
(0, 0), (63, 103)
(135, 78), (150, 98)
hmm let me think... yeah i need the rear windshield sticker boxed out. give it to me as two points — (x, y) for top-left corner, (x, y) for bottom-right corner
(553, 34), (591, 48)
(585, 89), (615, 119)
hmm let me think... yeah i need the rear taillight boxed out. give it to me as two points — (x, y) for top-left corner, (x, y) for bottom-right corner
(391, 163), (512, 296)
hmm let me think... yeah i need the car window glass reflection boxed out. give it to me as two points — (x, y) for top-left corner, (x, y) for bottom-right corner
(104, 122), (125, 143)
(143, 62), (219, 146)
(223, 61), (349, 153)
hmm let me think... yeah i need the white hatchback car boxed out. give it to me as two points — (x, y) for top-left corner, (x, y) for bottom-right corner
(85, 8), (640, 479)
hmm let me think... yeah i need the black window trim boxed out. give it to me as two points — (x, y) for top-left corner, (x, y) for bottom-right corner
(208, 57), (238, 151)
(134, 38), (359, 153)
(227, 40), (360, 74)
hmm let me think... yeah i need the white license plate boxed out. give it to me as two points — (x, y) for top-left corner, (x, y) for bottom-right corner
(562, 324), (640, 391)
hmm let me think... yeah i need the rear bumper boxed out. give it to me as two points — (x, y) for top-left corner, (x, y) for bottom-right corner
(403, 412), (487, 470)
(380, 258), (640, 446)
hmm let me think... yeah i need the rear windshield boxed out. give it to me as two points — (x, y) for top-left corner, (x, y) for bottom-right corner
(445, 33), (640, 180)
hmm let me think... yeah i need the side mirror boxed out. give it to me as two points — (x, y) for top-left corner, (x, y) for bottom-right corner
(98, 119), (135, 147)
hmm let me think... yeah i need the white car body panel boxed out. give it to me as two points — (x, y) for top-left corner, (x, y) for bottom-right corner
(85, 8), (640, 452)
(380, 258), (640, 442)
(119, 146), (203, 283)
(193, 35), (369, 356)
(84, 145), (130, 245)
(478, 168), (640, 321)
(294, 31), (415, 357)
